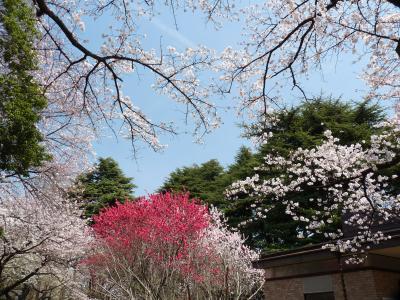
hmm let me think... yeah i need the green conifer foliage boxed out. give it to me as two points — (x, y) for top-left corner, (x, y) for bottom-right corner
(160, 159), (224, 206)
(71, 157), (136, 218)
(0, 0), (50, 176)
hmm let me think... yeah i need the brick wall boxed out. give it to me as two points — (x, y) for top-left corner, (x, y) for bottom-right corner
(333, 270), (400, 300)
(373, 270), (400, 299)
(331, 273), (345, 299)
(332, 270), (378, 300)
(264, 274), (358, 300)
(264, 270), (400, 300)
(264, 277), (303, 300)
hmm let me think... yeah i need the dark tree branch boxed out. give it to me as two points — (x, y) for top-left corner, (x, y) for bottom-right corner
(0, 259), (47, 297)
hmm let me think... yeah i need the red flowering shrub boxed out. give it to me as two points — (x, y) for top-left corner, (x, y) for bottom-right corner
(92, 192), (209, 271)
(86, 193), (213, 298)
(85, 192), (264, 299)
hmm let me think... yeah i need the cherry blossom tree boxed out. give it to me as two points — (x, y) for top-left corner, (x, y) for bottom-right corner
(200, 208), (265, 299)
(85, 192), (264, 299)
(228, 125), (400, 261)
(0, 187), (91, 299)
(0, 2), (93, 295)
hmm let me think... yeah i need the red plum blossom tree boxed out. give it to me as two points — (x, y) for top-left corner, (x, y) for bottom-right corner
(85, 193), (264, 299)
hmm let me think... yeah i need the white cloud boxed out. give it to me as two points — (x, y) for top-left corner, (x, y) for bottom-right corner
(151, 17), (196, 49)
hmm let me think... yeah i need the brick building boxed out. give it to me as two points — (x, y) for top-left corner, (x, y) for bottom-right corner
(253, 229), (400, 300)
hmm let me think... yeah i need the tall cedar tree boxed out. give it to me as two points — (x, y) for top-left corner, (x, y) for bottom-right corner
(160, 99), (387, 252)
(71, 157), (136, 218)
(0, 0), (49, 176)
(160, 159), (224, 206)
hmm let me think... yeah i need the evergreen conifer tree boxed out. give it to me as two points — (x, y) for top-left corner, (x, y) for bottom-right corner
(71, 157), (136, 218)
(160, 159), (224, 206)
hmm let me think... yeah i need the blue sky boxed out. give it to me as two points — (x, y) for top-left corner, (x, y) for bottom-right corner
(85, 5), (371, 196)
